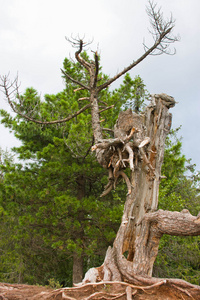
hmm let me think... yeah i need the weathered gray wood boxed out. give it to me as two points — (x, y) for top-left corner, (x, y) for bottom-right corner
(83, 94), (178, 283)
(83, 93), (196, 285)
(89, 94), (200, 288)
(113, 94), (176, 277)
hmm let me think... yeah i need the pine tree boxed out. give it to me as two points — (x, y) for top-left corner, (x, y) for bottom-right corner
(0, 56), (146, 284)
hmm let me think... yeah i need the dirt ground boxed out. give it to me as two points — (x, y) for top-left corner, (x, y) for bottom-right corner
(0, 281), (200, 300)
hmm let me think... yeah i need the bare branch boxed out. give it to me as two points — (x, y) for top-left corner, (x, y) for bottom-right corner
(97, 31), (170, 92)
(98, 100), (108, 106)
(22, 104), (91, 125)
(0, 75), (21, 112)
(66, 35), (93, 50)
(124, 144), (134, 171)
(91, 138), (123, 151)
(115, 171), (132, 195)
(99, 105), (114, 114)
(74, 87), (86, 92)
(0, 74), (91, 125)
(66, 37), (92, 72)
(143, 209), (200, 236)
(75, 40), (92, 71)
(102, 128), (114, 133)
(100, 183), (113, 197)
(94, 51), (99, 87)
(63, 129), (94, 160)
(78, 97), (90, 101)
(83, 136), (95, 160)
(61, 69), (89, 90)
(97, 1), (179, 91)
(145, 0), (179, 55)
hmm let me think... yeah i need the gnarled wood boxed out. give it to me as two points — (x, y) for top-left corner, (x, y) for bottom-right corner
(83, 94), (197, 283)
(81, 93), (200, 296)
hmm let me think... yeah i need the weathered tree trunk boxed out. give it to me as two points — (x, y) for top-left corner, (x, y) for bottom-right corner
(82, 93), (199, 288)
(100, 94), (175, 281)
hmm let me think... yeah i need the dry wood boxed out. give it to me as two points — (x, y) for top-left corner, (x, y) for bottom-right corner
(83, 93), (200, 296)
(125, 286), (132, 300)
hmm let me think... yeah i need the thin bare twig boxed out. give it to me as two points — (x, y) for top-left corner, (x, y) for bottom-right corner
(97, 1), (178, 92)
(74, 87), (86, 92)
(61, 69), (89, 90)
(99, 105), (114, 114)
(78, 97), (90, 101)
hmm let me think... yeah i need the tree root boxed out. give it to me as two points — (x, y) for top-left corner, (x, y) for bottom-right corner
(85, 291), (125, 300)
(48, 279), (200, 299)
(94, 135), (155, 196)
(0, 279), (199, 299)
(100, 169), (132, 197)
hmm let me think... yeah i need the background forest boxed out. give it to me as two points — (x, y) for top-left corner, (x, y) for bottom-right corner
(0, 54), (200, 287)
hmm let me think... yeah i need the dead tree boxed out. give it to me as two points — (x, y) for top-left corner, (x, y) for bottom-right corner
(1, 1), (200, 296)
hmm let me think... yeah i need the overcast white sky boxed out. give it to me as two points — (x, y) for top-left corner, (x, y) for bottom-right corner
(0, 0), (200, 170)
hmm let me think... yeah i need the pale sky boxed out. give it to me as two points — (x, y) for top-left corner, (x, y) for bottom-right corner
(0, 0), (200, 170)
